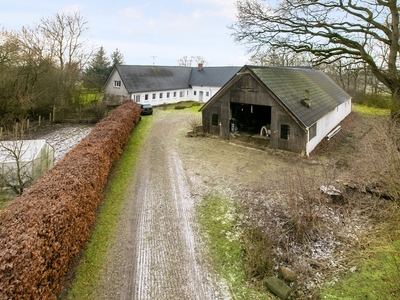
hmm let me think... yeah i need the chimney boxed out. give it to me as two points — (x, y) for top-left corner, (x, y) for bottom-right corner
(301, 89), (311, 108)
(198, 63), (203, 71)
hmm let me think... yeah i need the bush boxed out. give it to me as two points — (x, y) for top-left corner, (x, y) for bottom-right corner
(352, 93), (392, 109)
(0, 101), (141, 299)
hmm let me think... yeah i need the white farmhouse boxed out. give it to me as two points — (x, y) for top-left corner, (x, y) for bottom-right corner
(104, 64), (241, 105)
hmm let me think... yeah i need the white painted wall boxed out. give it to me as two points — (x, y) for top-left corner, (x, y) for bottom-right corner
(130, 86), (220, 106)
(191, 86), (219, 103)
(104, 70), (129, 98)
(306, 98), (352, 155)
(130, 88), (192, 105)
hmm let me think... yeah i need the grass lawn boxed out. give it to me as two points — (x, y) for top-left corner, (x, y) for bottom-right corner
(320, 104), (400, 299)
(198, 194), (273, 299)
(352, 103), (390, 116)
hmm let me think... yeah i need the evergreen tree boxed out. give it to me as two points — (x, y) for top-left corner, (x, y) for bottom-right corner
(110, 48), (124, 67)
(83, 46), (111, 91)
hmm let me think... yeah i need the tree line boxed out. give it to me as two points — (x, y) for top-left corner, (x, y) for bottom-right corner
(231, 0), (400, 112)
(0, 11), (124, 128)
(2, 1), (399, 127)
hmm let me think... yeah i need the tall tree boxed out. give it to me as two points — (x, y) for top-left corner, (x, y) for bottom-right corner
(83, 46), (111, 91)
(110, 48), (124, 66)
(39, 11), (92, 110)
(0, 11), (93, 123)
(231, 0), (400, 104)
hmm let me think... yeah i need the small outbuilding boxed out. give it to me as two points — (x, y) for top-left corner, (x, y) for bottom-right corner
(0, 140), (54, 191)
(200, 65), (352, 156)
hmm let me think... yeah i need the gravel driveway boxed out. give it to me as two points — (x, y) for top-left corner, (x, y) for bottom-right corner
(96, 109), (230, 300)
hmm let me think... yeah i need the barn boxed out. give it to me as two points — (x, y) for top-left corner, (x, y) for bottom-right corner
(200, 65), (352, 156)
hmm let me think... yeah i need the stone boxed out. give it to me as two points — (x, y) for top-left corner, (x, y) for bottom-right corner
(278, 266), (297, 282)
(264, 276), (291, 300)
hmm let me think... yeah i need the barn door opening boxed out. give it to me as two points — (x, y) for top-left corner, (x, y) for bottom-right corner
(230, 103), (271, 134)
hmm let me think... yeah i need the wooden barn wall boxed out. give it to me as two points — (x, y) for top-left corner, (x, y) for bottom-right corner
(202, 98), (223, 136)
(274, 113), (306, 154)
(202, 73), (307, 154)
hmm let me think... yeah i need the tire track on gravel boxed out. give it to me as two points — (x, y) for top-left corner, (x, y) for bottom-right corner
(97, 111), (226, 300)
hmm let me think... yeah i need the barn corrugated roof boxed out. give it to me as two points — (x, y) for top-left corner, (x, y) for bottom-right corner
(189, 66), (241, 87)
(248, 66), (351, 127)
(116, 65), (192, 93)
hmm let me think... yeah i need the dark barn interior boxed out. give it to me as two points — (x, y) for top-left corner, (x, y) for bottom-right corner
(230, 103), (271, 134)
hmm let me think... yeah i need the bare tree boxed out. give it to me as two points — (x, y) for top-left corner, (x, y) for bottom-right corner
(0, 122), (33, 195)
(249, 48), (312, 66)
(177, 56), (192, 67)
(191, 56), (207, 66)
(231, 1), (400, 103)
(40, 11), (91, 71)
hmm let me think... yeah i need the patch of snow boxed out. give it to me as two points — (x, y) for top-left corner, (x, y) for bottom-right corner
(38, 125), (93, 163)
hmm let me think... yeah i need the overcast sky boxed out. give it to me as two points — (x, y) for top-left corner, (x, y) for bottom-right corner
(1, 0), (253, 66)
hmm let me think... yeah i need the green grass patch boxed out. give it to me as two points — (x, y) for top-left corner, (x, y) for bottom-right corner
(353, 104), (390, 116)
(160, 100), (202, 111)
(321, 240), (400, 299)
(198, 194), (272, 299)
(80, 92), (104, 104)
(66, 115), (154, 300)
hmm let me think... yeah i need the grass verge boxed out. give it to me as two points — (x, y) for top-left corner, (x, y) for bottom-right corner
(321, 239), (400, 299)
(198, 194), (273, 299)
(320, 104), (400, 299)
(352, 104), (390, 116)
(65, 115), (154, 299)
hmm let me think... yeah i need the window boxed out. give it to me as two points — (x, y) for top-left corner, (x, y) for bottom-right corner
(179, 91), (184, 97)
(145, 94), (149, 100)
(114, 80), (121, 87)
(134, 95), (140, 102)
(309, 123), (317, 141)
(280, 124), (290, 140)
(206, 91), (209, 97)
(212, 114), (218, 126)
(173, 92), (177, 97)
(159, 93), (163, 99)
(194, 91), (197, 96)
(152, 93), (156, 100)
(167, 92), (170, 98)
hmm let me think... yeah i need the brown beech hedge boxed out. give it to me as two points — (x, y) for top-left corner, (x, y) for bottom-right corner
(0, 101), (141, 299)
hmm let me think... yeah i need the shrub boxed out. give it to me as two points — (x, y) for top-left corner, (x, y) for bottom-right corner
(352, 93), (392, 109)
(0, 101), (141, 299)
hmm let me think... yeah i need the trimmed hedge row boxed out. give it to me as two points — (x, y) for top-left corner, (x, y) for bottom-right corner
(0, 101), (141, 299)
